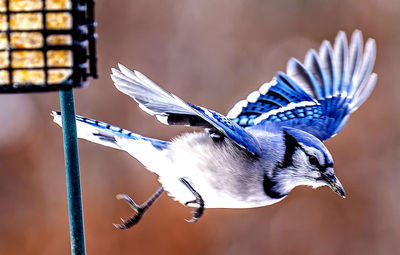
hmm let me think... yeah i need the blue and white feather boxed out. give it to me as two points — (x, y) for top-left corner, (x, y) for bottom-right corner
(228, 30), (376, 140)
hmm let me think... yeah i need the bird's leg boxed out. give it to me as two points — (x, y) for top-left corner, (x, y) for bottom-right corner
(179, 178), (205, 223)
(113, 187), (164, 229)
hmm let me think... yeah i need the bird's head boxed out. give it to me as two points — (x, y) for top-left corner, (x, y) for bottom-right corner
(268, 127), (345, 198)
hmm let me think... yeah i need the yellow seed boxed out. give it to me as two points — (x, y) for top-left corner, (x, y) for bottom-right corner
(48, 69), (72, 84)
(0, 0), (5, 12)
(46, 13), (71, 29)
(0, 70), (9, 84)
(0, 51), (8, 68)
(0, 14), (6, 31)
(10, 13), (43, 30)
(47, 34), (72, 45)
(0, 33), (7, 50)
(12, 51), (44, 68)
(13, 70), (45, 84)
(11, 32), (43, 49)
(46, 0), (71, 10)
(9, 0), (43, 11)
(47, 50), (72, 67)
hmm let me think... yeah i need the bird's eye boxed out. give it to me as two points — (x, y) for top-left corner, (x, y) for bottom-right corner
(308, 155), (319, 166)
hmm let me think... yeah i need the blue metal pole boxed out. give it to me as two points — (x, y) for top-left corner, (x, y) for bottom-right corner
(59, 88), (86, 255)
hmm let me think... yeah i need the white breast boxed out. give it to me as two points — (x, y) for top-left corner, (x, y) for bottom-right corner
(148, 132), (283, 208)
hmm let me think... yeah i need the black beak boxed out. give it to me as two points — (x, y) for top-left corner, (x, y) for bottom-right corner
(322, 173), (346, 198)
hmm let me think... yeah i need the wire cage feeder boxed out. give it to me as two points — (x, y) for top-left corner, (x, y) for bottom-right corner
(0, 0), (97, 92)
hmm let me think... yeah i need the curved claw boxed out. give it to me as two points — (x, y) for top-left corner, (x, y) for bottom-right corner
(116, 194), (140, 212)
(113, 213), (143, 229)
(185, 205), (204, 223)
(183, 198), (204, 223)
(179, 178), (205, 223)
(113, 188), (164, 229)
(113, 194), (144, 229)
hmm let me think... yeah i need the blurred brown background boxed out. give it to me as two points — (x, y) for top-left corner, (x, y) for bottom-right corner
(0, 0), (399, 254)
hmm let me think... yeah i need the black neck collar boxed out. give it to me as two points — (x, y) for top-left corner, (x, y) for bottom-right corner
(263, 174), (286, 199)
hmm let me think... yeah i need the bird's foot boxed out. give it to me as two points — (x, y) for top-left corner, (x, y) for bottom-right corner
(180, 178), (205, 223)
(113, 187), (164, 229)
(184, 198), (204, 223)
(113, 194), (144, 229)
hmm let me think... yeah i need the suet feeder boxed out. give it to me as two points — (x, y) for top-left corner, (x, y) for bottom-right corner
(0, 0), (96, 92)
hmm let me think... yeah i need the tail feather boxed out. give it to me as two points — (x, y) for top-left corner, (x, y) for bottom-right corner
(51, 111), (170, 169)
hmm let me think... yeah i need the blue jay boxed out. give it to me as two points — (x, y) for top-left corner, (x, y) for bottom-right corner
(52, 30), (377, 229)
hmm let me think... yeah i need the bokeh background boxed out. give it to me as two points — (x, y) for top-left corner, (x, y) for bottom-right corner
(0, 0), (399, 254)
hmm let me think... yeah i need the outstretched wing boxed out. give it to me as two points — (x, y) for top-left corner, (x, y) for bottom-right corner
(228, 30), (377, 141)
(111, 64), (261, 155)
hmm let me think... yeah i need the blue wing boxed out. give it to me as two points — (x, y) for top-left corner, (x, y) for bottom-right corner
(111, 64), (261, 155)
(228, 30), (377, 141)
